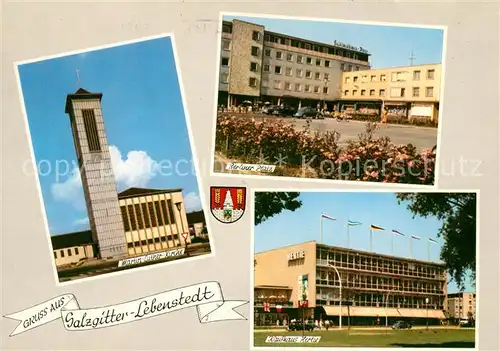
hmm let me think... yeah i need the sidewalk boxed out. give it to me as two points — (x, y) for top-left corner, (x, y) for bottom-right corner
(254, 325), (464, 333)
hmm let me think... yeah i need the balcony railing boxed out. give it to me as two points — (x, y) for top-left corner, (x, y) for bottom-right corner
(318, 259), (446, 281)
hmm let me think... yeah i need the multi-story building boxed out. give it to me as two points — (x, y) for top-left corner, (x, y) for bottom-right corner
(51, 187), (194, 267)
(446, 292), (476, 321)
(254, 241), (447, 327)
(340, 64), (442, 121)
(219, 19), (371, 110)
(219, 19), (442, 123)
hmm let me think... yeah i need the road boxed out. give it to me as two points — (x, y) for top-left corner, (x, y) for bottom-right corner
(58, 243), (211, 282)
(221, 113), (438, 151)
(254, 325), (464, 333)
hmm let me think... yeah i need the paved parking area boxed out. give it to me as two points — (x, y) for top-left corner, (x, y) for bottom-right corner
(220, 113), (438, 151)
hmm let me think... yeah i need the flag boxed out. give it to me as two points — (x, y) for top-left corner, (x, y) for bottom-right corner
(370, 224), (385, 231)
(263, 302), (270, 312)
(428, 238), (438, 243)
(392, 229), (405, 236)
(321, 213), (336, 221)
(348, 220), (362, 226)
(411, 234), (421, 240)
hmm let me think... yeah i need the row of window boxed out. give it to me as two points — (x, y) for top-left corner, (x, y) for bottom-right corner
(345, 69), (435, 84)
(315, 292), (443, 310)
(221, 47), (362, 75)
(264, 80), (329, 94)
(221, 23), (369, 62)
(120, 199), (176, 232)
(343, 86), (434, 98)
(54, 247), (80, 259)
(126, 235), (179, 248)
(263, 65), (331, 81)
(250, 46), (362, 72)
(317, 250), (445, 278)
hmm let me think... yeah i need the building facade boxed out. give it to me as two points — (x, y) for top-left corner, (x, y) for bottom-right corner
(446, 292), (476, 321)
(65, 88), (129, 259)
(118, 188), (191, 256)
(219, 19), (442, 123)
(219, 19), (371, 110)
(340, 63), (442, 121)
(51, 186), (193, 267)
(254, 241), (447, 327)
(52, 230), (96, 266)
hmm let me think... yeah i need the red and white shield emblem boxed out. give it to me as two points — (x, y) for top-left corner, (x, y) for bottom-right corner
(210, 187), (246, 224)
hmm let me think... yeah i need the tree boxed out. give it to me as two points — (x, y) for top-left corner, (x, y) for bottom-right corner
(254, 192), (302, 226)
(396, 192), (476, 289)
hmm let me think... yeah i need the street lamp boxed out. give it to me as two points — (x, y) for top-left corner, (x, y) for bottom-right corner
(175, 201), (189, 256)
(322, 77), (330, 111)
(425, 297), (429, 330)
(328, 261), (342, 330)
(301, 293), (307, 337)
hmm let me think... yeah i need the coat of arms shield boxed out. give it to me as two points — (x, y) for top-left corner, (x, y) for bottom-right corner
(210, 187), (246, 224)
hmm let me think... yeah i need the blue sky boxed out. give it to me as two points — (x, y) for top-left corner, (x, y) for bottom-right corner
(17, 36), (203, 235)
(254, 192), (474, 294)
(223, 15), (444, 68)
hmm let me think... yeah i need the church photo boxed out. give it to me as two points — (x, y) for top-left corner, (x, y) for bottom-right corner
(16, 35), (212, 283)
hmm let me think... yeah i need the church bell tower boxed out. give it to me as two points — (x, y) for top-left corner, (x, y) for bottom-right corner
(64, 88), (128, 259)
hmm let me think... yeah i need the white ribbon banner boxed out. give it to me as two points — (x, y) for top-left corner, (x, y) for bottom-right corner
(4, 281), (248, 336)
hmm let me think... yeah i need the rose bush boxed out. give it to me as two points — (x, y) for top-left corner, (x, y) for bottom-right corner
(215, 116), (435, 184)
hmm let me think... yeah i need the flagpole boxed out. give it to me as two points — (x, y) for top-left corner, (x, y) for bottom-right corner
(320, 215), (323, 244)
(346, 220), (350, 249)
(409, 236), (412, 259)
(370, 228), (373, 252)
(391, 233), (394, 256)
(427, 237), (430, 262)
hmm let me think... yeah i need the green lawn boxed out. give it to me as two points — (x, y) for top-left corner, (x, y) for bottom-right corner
(254, 328), (475, 348)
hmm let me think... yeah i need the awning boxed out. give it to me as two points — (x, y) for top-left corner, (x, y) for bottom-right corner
(384, 102), (408, 107)
(322, 306), (445, 319)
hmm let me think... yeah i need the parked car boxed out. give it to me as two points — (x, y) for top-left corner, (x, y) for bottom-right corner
(392, 321), (412, 330)
(273, 105), (297, 117)
(263, 105), (278, 115)
(287, 320), (315, 331)
(294, 106), (324, 119)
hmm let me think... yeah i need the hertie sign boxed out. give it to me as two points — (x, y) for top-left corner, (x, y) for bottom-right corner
(287, 251), (305, 261)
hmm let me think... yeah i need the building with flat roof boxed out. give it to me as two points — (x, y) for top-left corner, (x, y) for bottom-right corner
(219, 19), (371, 110)
(446, 291), (476, 322)
(218, 19), (442, 122)
(254, 241), (447, 327)
(339, 63), (442, 122)
(51, 187), (196, 267)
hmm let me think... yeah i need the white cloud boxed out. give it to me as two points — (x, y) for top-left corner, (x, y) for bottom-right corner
(109, 145), (158, 188)
(73, 217), (89, 226)
(51, 145), (158, 208)
(184, 192), (201, 212)
(51, 168), (86, 210)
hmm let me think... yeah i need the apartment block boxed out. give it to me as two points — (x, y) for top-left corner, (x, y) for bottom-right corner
(340, 63), (442, 121)
(446, 292), (476, 320)
(219, 19), (371, 109)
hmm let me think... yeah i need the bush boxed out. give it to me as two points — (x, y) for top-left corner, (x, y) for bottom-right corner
(215, 116), (436, 184)
(191, 236), (209, 244)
